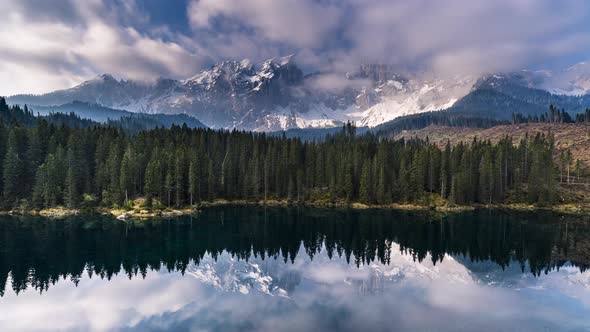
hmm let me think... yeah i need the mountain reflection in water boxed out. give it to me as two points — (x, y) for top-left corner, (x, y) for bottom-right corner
(0, 207), (589, 331)
(1, 207), (589, 296)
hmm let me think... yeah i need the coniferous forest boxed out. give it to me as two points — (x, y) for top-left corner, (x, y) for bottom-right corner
(0, 98), (560, 211)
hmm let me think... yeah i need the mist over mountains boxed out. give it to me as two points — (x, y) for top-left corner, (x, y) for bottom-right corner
(8, 56), (590, 132)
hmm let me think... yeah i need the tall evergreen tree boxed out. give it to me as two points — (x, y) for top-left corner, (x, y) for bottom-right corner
(3, 129), (24, 207)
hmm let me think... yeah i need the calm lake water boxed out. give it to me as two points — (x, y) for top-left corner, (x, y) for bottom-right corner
(0, 207), (589, 332)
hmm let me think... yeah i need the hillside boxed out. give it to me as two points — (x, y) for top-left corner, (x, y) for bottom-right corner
(0, 98), (207, 133)
(446, 75), (590, 119)
(395, 123), (590, 167)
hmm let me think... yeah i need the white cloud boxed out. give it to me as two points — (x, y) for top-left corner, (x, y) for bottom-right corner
(2, 0), (590, 95)
(305, 73), (372, 94)
(187, 0), (590, 78)
(0, 0), (205, 95)
(188, 0), (342, 48)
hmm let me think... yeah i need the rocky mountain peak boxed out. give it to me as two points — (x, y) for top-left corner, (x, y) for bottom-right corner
(96, 73), (117, 82)
(256, 55), (303, 86)
(9, 55), (530, 131)
(357, 64), (406, 85)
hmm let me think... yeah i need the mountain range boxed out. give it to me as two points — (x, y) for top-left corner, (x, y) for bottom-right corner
(7, 56), (590, 132)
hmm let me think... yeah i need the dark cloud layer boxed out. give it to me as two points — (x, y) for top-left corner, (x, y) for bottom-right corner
(2, 0), (590, 94)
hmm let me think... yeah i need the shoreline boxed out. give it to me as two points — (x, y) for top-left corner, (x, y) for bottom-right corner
(1, 200), (590, 219)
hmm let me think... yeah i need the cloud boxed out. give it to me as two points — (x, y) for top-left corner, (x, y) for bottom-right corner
(0, 250), (589, 331)
(341, 0), (590, 76)
(0, 0), (206, 95)
(2, 0), (590, 95)
(305, 73), (372, 94)
(188, 0), (342, 48)
(187, 0), (590, 78)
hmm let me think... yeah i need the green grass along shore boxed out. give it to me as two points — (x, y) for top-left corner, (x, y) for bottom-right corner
(2, 197), (590, 219)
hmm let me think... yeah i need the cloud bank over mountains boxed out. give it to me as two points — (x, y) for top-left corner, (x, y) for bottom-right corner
(2, 0), (590, 95)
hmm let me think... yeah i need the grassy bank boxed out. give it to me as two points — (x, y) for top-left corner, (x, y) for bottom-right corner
(3, 199), (590, 219)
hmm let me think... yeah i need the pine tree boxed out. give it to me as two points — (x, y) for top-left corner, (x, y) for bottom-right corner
(144, 150), (163, 207)
(0, 121), (6, 197)
(105, 142), (122, 206)
(188, 153), (200, 206)
(119, 147), (135, 204)
(64, 148), (80, 208)
(409, 150), (426, 201)
(32, 163), (47, 209)
(359, 159), (374, 204)
(398, 157), (409, 203)
(440, 143), (451, 199)
(3, 129), (24, 207)
(44, 149), (66, 207)
(263, 153), (271, 202)
(207, 159), (216, 201)
(343, 157), (354, 202)
(165, 171), (173, 207)
(478, 151), (493, 204)
(174, 151), (185, 207)
(376, 164), (388, 205)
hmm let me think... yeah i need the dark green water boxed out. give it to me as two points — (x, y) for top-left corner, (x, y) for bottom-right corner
(0, 207), (589, 331)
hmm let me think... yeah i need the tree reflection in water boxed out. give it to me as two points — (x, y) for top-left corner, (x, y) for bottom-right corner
(0, 207), (588, 296)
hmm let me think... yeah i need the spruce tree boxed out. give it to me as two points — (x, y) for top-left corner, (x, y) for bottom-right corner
(3, 129), (24, 207)
(188, 154), (200, 206)
(359, 159), (373, 204)
(174, 152), (185, 207)
(32, 163), (47, 209)
(65, 148), (80, 208)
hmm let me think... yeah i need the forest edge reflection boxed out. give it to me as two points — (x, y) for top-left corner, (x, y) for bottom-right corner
(0, 206), (589, 297)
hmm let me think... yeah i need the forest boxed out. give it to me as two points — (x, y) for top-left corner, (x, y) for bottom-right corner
(374, 110), (509, 138)
(0, 97), (561, 211)
(512, 105), (590, 124)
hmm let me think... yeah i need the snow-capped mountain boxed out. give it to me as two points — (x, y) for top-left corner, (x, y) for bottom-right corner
(186, 257), (290, 297)
(11, 57), (590, 131)
(351, 73), (475, 127)
(474, 63), (590, 97)
(538, 62), (590, 96)
(7, 56), (475, 131)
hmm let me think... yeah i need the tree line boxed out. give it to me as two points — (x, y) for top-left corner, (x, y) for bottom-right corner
(511, 104), (590, 124)
(0, 100), (562, 210)
(0, 97), (205, 134)
(375, 110), (509, 138)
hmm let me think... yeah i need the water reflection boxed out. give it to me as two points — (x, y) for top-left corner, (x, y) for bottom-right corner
(1, 207), (589, 296)
(1, 245), (589, 331)
(0, 207), (589, 331)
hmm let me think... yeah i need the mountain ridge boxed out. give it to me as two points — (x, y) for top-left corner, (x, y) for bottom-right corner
(6, 56), (475, 131)
(7, 57), (590, 131)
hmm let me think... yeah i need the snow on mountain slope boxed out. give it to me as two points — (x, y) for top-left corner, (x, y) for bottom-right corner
(248, 103), (359, 132)
(7, 57), (476, 131)
(10, 58), (590, 131)
(542, 62), (590, 96)
(183, 242), (476, 298)
(186, 257), (289, 297)
(349, 75), (475, 127)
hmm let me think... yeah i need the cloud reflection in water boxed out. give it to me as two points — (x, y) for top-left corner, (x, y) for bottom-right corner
(0, 244), (589, 332)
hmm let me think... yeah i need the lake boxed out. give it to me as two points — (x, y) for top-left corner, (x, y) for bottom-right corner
(0, 207), (589, 331)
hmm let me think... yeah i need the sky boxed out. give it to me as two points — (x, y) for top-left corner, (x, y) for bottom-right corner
(2, 0), (590, 95)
